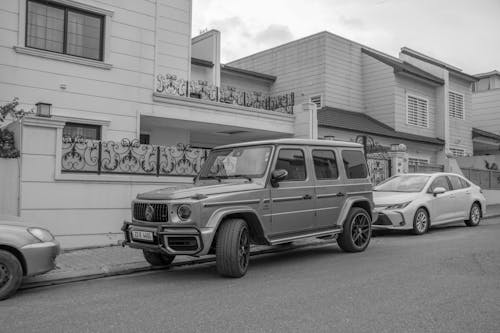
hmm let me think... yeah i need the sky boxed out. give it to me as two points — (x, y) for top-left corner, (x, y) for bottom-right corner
(192, 0), (500, 75)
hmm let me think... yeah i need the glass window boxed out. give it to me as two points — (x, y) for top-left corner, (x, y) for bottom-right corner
(199, 146), (272, 179)
(342, 150), (368, 179)
(63, 123), (101, 141)
(459, 177), (471, 188)
(374, 175), (430, 193)
(275, 149), (306, 181)
(312, 149), (338, 180)
(26, 0), (104, 61)
(448, 176), (464, 190)
(429, 176), (451, 192)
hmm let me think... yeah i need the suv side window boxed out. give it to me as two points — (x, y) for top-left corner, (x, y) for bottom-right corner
(275, 149), (306, 181)
(429, 176), (451, 192)
(312, 149), (338, 180)
(448, 175), (463, 190)
(341, 150), (368, 179)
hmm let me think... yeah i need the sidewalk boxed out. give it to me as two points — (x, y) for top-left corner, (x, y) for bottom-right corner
(21, 204), (500, 290)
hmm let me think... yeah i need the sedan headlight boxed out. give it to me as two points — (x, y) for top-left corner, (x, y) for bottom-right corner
(177, 204), (192, 221)
(385, 201), (412, 210)
(28, 227), (55, 242)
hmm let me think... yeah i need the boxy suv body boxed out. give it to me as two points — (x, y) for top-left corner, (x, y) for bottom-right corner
(122, 139), (375, 277)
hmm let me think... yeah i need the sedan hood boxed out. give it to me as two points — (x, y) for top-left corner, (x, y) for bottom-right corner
(136, 181), (263, 200)
(373, 191), (420, 206)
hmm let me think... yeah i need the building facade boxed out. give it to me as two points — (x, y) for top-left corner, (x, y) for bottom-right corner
(229, 32), (477, 165)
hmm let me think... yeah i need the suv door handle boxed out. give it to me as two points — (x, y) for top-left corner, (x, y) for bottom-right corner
(303, 194), (313, 200)
(336, 192), (346, 197)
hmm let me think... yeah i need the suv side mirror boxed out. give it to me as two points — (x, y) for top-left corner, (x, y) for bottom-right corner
(432, 187), (446, 196)
(271, 169), (288, 187)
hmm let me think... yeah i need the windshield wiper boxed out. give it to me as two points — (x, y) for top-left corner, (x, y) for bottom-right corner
(226, 175), (252, 182)
(201, 175), (222, 182)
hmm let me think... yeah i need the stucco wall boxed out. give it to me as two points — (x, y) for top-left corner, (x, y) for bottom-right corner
(449, 76), (473, 154)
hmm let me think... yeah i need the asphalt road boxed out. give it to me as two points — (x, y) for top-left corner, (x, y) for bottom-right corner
(1, 218), (500, 333)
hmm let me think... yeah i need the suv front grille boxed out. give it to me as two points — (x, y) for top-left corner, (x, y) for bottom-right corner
(133, 203), (168, 222)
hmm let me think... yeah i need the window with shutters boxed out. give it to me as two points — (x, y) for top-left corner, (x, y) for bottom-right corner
(450, 148), (465, 157)
(406, 94), (429, 128)
(310, 95), (322, 109)
(449, 91), (464, 119)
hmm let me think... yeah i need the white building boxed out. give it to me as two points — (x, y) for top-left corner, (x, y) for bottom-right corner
(0, 0), (313, 248)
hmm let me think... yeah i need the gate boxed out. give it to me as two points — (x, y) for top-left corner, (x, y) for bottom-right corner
(367, 152), (391, 185)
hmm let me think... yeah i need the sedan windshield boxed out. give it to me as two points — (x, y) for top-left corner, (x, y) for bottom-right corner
(374, 175), (430, 192)
(198, 145), (272, 180)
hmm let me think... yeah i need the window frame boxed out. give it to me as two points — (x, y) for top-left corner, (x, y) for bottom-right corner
(274, 148), (308, 182)
(63, 122), (102, 140)
(450, 147), (466, 158)
(25, 0), (105, 61)
(406, 93), (429, 128)
(408, 157), (430, 166)
(448, 175), (464, 191)
(312, 149), (339, 180)
(448, 90), (465, 120)
(428, 176), (452, 193)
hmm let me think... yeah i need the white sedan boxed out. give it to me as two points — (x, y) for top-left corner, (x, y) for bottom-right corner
(372, 172), (486, 235)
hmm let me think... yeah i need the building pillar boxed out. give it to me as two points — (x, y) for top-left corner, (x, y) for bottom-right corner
(293, 102), (317, 139)
(387, 143), (409, 176)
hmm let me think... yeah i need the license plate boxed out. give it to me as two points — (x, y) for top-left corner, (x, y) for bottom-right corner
(131, 230), (154, 242)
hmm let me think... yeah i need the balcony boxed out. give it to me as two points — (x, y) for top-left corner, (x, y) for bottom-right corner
(61, 137), (210, 177)
(155, 74), (295, 114)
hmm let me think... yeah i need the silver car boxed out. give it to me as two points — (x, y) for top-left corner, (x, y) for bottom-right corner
(0, 218), (60, 300)
(372, 173), (486, 235)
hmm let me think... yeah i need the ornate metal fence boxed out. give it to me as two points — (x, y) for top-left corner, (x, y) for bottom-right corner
(367, 152), (391, 185)
(156, 74), (295, 114)
(61, 138), (210, 177)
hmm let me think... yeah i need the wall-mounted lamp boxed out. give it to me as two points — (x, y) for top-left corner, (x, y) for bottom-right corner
(36, 102), (52, 117)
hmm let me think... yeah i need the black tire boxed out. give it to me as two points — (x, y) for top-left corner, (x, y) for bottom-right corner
(142, 250), (175, 266)
(465, 202), (481, 227)
(216, 219), (250, 278)
(337, 207), (372, 252)
(0, 250), (23, 301)
(412, 207), (429, 235)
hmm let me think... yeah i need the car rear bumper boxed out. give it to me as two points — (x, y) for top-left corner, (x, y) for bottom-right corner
(20, 240), (60, 276)
(122, 221), (215, 256)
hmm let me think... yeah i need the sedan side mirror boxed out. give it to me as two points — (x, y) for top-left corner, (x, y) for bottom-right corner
(271, 169), (288, 187)
(432, 187), (446, 196)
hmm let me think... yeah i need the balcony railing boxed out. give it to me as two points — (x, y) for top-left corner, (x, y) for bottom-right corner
(61, 138), (210, 177)
(155, 74), (295, 114)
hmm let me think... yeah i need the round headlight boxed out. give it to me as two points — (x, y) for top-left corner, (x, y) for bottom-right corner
(28, 227), (54, 242)
(177, 204), (192, 221)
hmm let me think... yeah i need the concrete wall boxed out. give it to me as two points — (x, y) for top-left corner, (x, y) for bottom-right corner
(361, 53), (395, 127)
(472, 89), (500, 136)
(228, 32), (326, 105)
(0, 158), (19, 216)
(1, 0), (191, 141)
(324, 33), (363, 112)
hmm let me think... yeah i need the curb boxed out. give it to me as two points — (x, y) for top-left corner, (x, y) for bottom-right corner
(20, 240), (336, 290)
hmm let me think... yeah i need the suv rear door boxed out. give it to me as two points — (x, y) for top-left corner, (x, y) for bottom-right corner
(269, 146), (315, 238)
(312, 148), (344, 230)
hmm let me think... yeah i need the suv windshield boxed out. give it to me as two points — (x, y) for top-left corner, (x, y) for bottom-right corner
(198, 145), (273, 180)
(373, 174), (430, 192)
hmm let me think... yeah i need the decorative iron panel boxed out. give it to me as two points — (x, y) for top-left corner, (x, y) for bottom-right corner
(100, 139), (157, 174)
(156, 74), (188, 97)
(133, 202), (168, 222)
(159, 143), (209, 176)
(189, 80), (218, 101)
(61, 137), (100, 172)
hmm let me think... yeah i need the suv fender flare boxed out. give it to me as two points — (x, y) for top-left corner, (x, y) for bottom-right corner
(336, 197), (374, 227)
(206, 206), (269, 246)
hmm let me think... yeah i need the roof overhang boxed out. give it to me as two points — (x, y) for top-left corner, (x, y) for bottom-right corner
(472, 127), (500, 142)
(362, 48), (444, 86)
(220, 64), (276, 82)
(191, 57), (214, 68)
